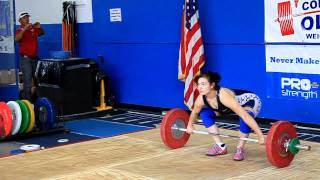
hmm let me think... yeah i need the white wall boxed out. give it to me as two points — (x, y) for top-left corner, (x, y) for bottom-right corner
(15, 0), (92, 24)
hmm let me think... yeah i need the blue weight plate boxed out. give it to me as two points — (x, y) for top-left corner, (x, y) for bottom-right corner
(34, 98), (52, 131)
(41, 98), (56, 129)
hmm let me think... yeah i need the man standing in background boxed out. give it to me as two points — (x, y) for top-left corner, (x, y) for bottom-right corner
(15, 12), (44, 102)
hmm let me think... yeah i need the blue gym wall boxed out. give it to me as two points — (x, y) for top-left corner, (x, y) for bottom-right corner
(3, 0), (319, 125)
(78, 0), (319, 125)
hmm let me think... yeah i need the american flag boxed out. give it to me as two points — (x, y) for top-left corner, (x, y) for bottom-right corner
(178, 0), (205, 109)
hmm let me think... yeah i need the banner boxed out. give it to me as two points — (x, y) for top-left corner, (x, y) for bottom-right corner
(267, 72), (320, 101)
(266, 45), (320, 101)
(266, 45), (320, 74)
(0, 0), (14, 53)
(265, 0), (320, 43)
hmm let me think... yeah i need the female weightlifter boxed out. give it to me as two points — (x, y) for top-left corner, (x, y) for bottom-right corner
(186, 71), (265, 161)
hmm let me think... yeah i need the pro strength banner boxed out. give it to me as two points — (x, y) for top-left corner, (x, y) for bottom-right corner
(266, 45), (320, 101)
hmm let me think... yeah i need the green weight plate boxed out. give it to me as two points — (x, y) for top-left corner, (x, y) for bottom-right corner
(289, 138), (300, 155)
(16, 100), (30, 134)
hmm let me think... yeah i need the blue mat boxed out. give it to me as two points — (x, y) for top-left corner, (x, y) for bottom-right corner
(65, 118), (150, 137)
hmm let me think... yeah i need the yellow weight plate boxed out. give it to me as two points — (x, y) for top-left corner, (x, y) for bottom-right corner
(22, 100), (35, 133)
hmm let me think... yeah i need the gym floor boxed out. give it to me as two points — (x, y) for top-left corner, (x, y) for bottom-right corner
(0, 108), (319, 179)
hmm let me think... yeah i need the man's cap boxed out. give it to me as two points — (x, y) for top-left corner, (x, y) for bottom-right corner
(19, 12), (30, 19)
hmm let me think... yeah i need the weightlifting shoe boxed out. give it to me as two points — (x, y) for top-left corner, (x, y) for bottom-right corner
(233, 147), (246, 161)
(206, 144), (228, 156)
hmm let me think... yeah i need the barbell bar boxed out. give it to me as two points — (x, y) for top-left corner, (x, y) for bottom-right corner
(160, 108), (312, 168)
(172, 125), (259, 142)
(172, 125), (311, 151)
(271, 122), (320, 132)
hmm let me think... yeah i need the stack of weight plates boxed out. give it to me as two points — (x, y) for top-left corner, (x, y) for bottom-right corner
(0, 97), (56, 139)
(7, 100), (36, 135)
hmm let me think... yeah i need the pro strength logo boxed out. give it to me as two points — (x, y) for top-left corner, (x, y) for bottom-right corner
(281, 77), (319, 100)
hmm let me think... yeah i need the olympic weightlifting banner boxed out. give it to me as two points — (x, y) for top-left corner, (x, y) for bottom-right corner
(265, 0), (320, 43)
(266, 45), (320, 101)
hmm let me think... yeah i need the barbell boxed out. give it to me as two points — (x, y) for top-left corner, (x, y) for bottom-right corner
(160, 109), (311, 168)
(276, 1), (320, 36)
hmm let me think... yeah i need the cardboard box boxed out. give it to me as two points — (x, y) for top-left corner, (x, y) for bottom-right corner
(0, 69), (17, 85)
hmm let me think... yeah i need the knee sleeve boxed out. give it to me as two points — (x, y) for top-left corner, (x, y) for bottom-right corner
(239, 111), (255, 134)
(199, 108), (216, 128)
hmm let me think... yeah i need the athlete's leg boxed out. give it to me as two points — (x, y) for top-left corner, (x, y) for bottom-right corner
(199, 108), (223, 144)
(199, 108), (227, 156)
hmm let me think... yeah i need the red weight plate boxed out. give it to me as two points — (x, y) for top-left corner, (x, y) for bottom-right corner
(0, 114), (5, 138)
(0, 102), (13, 137)
(266, 121), (297, 168)
(160, 109), (190, 149)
